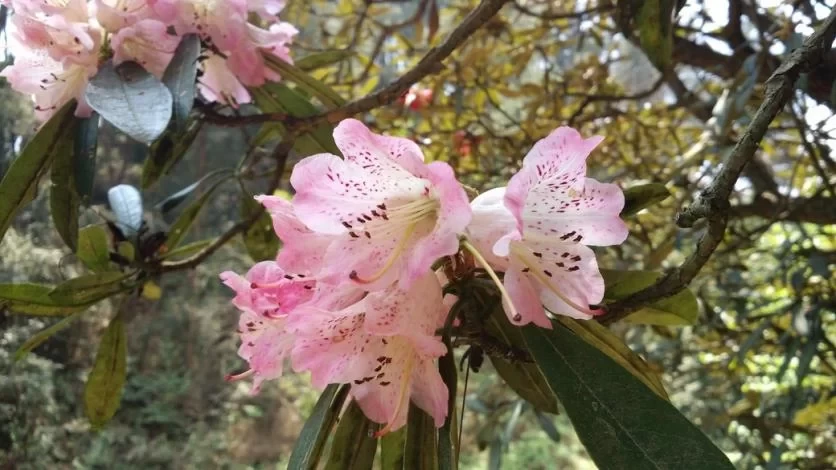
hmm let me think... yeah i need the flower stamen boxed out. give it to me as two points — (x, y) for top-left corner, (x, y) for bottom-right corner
(350, 222), (419, 284)
(374, 353), (415, 437)
(461, 239), (521, 322)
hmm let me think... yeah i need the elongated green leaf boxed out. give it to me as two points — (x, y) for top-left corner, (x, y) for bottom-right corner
(73, 114), (99, 205)
(324, 401), (378, 470)
(142, 119), (201, 188)
(14, 312), (83, 361)
(155, 169), (231, 214)
(50, 118), (82, 250)
(0, 103), (74, 242)
(158, 239), (212, 261)
(554, 317), (668, 399)
(522, 323), (735, 470)
(438, 338), (458, 470)
(380, 427), (407, 470)
(85, 61), (173, 144)
(404, 404), (439, 470)
(49, 272), (134, 305)
(534, 410), (560, 442)
(165, 176), (231, 249)
(621, 183), (670, 217)
(84, 314), (127, 429)
(601, 269), (699, 326)
(295, 50), (352, 71)
(485, 304), (558, 413)
(77, 225), (112, 272)
(0, 283), (91, 316)
(251, 83), (339, 156)
(263, 55), (346, 108)
(241, 194), (279, 261)
(162, 34), (200, 130)
(288, 384), (350, 470)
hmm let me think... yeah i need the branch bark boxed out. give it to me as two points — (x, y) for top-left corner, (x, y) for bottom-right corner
(599, 8), (836, 325)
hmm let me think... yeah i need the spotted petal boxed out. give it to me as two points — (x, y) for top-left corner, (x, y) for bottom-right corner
(505, 127), (628, 246)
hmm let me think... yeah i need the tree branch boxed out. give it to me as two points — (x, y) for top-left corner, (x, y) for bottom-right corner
(599, 7), (836, 325)
(288, 0), (511, 130)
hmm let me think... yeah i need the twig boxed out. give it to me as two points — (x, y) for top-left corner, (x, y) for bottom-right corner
(599, 7), (836, 325)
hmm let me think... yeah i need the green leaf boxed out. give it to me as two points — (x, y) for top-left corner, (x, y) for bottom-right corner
(142, 119), (202, 189)
(155, 169), (231, 214)
(241, 195), (279, 261)
(84, 314), (127, 429)
(158, 239), (212, 261)
(14, 312), (83, 361)
(323, 401), (378, 470)
(263, 55), (347, 108)
(601, 269), (699, 326)
(165, 176), (230, 249)
(485, 304), (559, 413)
(0, 103), (75, 242)
(288, 384), (350, 470)
(49, 117), (82, 251)
(0, 283), (92, 316)
(404, 404), (439, 470)
(380, 427), (407, 470)
(534, 410), (560, 442)
(77, 225), (112, 272)
(252, 83), (339, 156)
(554, 317), (668, 399)
(522, 323), (734, 470)
(85, 61), (173, 144)
(295, 50), (352, 71)
(437, 338), (458, 470)
(49, 272), (134, 305)
(73, 114), (99, 205)
(162, 34), (200, 130)
(621, 183), (670, 217)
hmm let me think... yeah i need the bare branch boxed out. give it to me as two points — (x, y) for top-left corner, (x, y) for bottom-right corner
(599, 7), (836, 325)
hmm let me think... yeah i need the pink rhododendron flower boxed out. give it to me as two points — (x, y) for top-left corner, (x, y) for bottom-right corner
(290, 119), (472, 291)
(255, 195), (335, 276)
(148, 0), (297, 104)
(96, 0), (156, 31)
(0, 41), (99, 120)
(110, 19), (180, 77)
(220, 260), (317, 392)
(467, 127), (628, 327)
(1, 0), (101, 119)
(289, 272), (449, 434)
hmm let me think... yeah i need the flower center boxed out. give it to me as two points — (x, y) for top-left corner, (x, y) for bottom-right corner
(348, 196), (439, 285)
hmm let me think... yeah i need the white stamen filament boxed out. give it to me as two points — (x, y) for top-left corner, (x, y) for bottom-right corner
(375, 353), (414, 437)
(461, 239), (520, 321)
(351, 197), (438, 284)
(510, 244), (597, 317)
(352, 222), (418, 284)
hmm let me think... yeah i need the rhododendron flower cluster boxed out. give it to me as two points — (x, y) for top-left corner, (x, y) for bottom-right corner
(221, 120), (628, 433)
(0, 0), (297, 120)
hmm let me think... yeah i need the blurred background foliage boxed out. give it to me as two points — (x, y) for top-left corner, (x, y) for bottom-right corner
(1, 0), (835, 468)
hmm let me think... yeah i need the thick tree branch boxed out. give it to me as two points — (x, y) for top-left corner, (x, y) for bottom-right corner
(289, 0), (510, 130)
(600, 8), (836, 325)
